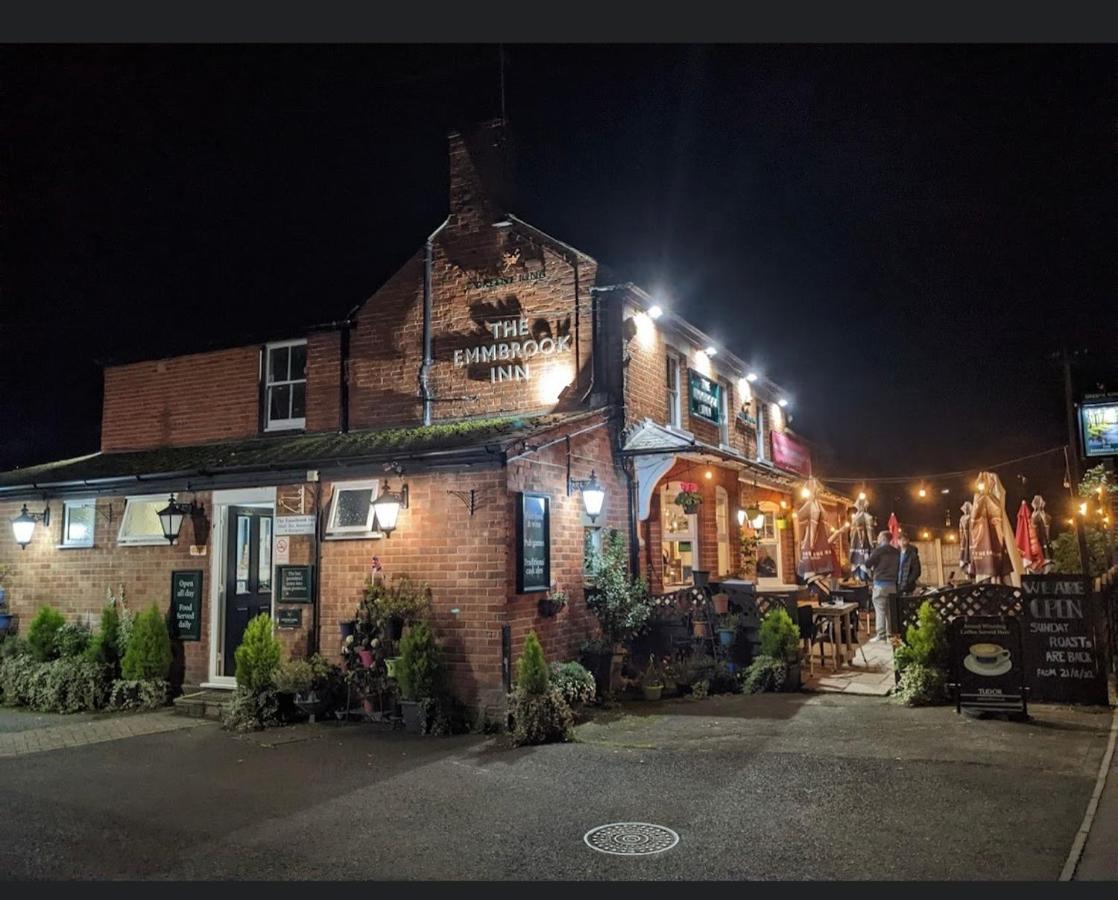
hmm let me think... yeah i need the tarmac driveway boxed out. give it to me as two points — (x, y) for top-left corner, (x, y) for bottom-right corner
(0, 693), (1110, 880)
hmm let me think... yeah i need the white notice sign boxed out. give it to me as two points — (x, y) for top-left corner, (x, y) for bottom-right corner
(274, 536), (290, 565)
(274, 515), (316, 536)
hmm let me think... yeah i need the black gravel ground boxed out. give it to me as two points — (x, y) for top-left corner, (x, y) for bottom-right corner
(0, 693), (1110, 880)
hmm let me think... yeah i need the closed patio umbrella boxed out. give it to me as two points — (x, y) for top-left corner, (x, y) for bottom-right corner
(887, 512), (900, 547)
(1014, 500), (1042, 572)
(970, 472), (1023, 586)
(796, 477), (836, 578)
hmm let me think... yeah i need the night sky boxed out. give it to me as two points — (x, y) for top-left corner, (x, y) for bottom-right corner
(3, 44), (1115, 530)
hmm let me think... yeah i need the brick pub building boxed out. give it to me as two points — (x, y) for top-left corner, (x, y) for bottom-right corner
(0, 121), (849, 714)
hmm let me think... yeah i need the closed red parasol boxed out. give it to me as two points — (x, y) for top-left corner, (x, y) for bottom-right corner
(887, 512), (900, 547)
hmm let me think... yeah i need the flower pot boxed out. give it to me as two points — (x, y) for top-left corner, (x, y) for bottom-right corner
(385, 656), (400, 679)
(0, 612), (12, 633)
(362, 697), (377, 716)
(386, 617), (404, 641)
(712, 593), (729, 615)
(537, 597), (559, 617)
(357, 648), (374, 668)
(399, 699), (424, 734)
(718, 628), (735, 647)
(294, 690), (328, 721)
(642, 684), (663, 702)
(692, 570), (710, 588)
(783, 661), (802, 692)
(692, 620), (707, 638)
(339, 620), (356, 638)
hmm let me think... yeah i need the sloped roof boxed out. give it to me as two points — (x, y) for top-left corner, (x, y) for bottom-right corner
(0, 413), (593, 498)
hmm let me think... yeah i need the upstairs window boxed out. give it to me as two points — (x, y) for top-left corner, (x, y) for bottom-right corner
(325, 480), (382, 538)
(118, 494), (173, 546)
(61, 499), (96, 548)
(265, 339), (307, 431)
(718, 379), (731, 446)
(666, 353), (682, 429)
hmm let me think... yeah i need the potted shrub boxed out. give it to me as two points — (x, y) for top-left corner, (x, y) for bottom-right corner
(717, 613), (741, 647)
(640, 656), (664, 701)
(674, 482), (702, 514)
(583, 530), (653, 695)
(712, 592), (730, 615)
(395, 620), (445, 734)
(759, 608), (801, 692)
(508, 632), (573, 746)
(548, 660), (597, 718)
(367, 574), (433, 641)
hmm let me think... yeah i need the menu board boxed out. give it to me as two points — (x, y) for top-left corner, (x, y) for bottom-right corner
(170, 570), (203, 642)
(276, 565), (314, 603)
(516, 492), (550, 593)
(276, 607), (303, 629)
(951, 616), (1028, 718)
(1021, 575), (1109, 705)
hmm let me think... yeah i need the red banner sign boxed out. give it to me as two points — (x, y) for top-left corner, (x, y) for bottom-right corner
(771, 430), (812, 476)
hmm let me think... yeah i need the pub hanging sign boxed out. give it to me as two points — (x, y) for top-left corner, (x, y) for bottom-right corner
(516, 492), (551, 594)
(689, 371), (722, 424)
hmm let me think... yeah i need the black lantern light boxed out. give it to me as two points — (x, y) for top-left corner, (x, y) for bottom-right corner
(372, 481), (409, 537)
(156, 494), (202, 545)
(11, 503), (49, 550)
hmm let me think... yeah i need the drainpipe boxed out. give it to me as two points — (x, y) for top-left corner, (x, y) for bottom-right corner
(339, 315), (353, 433)
(419, 218), (449, 427)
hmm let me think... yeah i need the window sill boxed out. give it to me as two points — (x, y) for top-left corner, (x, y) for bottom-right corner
(117, 539), (173, 547)
(56, 544), (95, 550)
(263, 423), (306, 435)
(323, 532), (385, 541)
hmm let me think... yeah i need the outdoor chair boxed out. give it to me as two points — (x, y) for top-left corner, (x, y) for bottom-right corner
(796, 605), (835, 675)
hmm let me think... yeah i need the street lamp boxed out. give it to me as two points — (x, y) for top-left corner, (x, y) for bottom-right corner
(11, 503), (49, 549)
(373, 481), (410, 537)
(570, 470), (605, 523)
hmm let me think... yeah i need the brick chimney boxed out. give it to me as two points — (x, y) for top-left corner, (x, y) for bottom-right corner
(447, 119), (510, 232)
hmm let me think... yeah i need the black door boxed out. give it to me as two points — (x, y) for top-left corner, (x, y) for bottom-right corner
(224, 506), (274, 677)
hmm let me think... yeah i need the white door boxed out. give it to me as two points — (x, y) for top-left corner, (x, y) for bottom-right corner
(716, 486), (731, 576)
(660, 481), (698, 587)
(756, 501), (785, 588)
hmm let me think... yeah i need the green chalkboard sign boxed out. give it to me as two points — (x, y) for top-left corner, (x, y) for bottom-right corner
(170, 570), (203, 642)
(277, 607), (303, 629)
(516, 492), (550, 594)
(689, 371), (722, 424)
(277, 565), (314, 603)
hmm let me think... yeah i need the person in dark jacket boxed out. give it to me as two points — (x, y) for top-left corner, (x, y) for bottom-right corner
(897, 532), (922, 594)
(865, 530), (900, 641)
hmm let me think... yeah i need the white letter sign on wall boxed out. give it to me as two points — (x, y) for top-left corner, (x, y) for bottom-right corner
(452, 318), (573, 383)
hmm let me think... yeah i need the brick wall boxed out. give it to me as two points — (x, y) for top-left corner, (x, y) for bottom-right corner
(305, 331), (342, 433)
(0, 495), (213, 682)
(101, 349), (261, 451)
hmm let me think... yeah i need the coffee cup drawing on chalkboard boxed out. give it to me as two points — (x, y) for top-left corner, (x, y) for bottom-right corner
(964, 642), (1012, 677)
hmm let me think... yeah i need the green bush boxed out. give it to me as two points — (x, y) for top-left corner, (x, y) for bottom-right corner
(516, 631), (549, 696)
(549, 661), (597, 709)
(508, 687), (574, 746)
(396, 621), (445, 701)
(232, 613), (282, 692)
(585, 529), (652, 647)
(895, 663), (948, 707)
(0, 656), (111, 712)
(741, 655), (786, 693)
(86, 602), (123, 674)
(1, 636), (30, 661)
(55, 622), (92, 658)
(274, 658), (315, 694)
(759, 608), (800, 661)
(108, 679), (168, 711)
(1052, 528), (1109, 577)
(27, 606), (66, 661)
(121, 606), (172, 681)
(894, 601), (948, 674)
(0, 654), (39, 705)
(222, 685), (279, 732)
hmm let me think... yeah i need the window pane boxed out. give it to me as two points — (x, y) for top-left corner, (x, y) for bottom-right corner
(258, 518), (272, 592)
(291, 381), (306, 419)
(333, 489), (372, 529)
(236, 516), (251, 594)
(66, 503), (95, 544)
(290, 343), (307, 380)
(269, 346), (289, 383)
(269, 384), (291, 423)
(126, 500), (164, 539)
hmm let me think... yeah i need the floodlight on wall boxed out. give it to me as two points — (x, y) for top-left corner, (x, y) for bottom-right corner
(11, 503), (49, 550)
(647, 304), (663, 320)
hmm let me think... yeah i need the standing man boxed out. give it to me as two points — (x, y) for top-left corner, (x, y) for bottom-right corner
(865, 530), (900, 642)
(897, 531), (922, 594)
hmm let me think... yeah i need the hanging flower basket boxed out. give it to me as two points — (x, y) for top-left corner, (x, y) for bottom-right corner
(675, 482), (702, 514)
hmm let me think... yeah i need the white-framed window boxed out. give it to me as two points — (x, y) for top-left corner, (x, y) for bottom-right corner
(756, 402), (767, 462)
(264, 339), (307, 431)
(660, 481), (698, 587)
(769, 400), (785, 433)
(715, 485), (731, 575)
(666, 353), (682, 429)
(325, 480), (382, 538)
(118, 494), (173, 546)
(60, 499), (96, 548)
(756, 500), (784, 585)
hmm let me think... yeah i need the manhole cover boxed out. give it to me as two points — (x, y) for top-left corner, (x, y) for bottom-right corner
(583, 822), (679, 856)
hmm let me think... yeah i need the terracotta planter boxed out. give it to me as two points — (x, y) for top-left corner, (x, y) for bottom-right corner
(712, 593), (729, 615)
(692, 620), (707, 638)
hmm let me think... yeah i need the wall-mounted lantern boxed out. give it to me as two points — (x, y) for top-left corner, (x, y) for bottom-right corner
(746, 505), (765, 530)
(11, 503), (49, 549)
(373, 481), (409, 537)
(569, 470), (605, 523)
(156, 495), (204, 545)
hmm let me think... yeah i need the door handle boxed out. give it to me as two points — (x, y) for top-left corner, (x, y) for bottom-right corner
(236, 606), (249, 613)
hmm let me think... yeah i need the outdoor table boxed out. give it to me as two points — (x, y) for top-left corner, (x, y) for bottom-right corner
(803, 600), (859, 669)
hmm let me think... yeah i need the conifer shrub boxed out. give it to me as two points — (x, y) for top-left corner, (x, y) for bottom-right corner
(27, 606), (66, 661)
(86, 602), (124, 675)
(508, 631), (574, 746)
(516, 631), (549, 695)
(396, 621), (445, 701)
(759, 608), (800, 662)
(233, 613), (282, 693)
(121, 605), (172, 682)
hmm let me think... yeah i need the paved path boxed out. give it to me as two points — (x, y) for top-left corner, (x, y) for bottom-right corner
(0, 693), (1110, 880)
(1072, 707), (1118, 880)
(0, 709), (207, 758)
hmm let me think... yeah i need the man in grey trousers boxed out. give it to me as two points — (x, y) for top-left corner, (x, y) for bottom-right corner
(865, 530), (900, 641)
